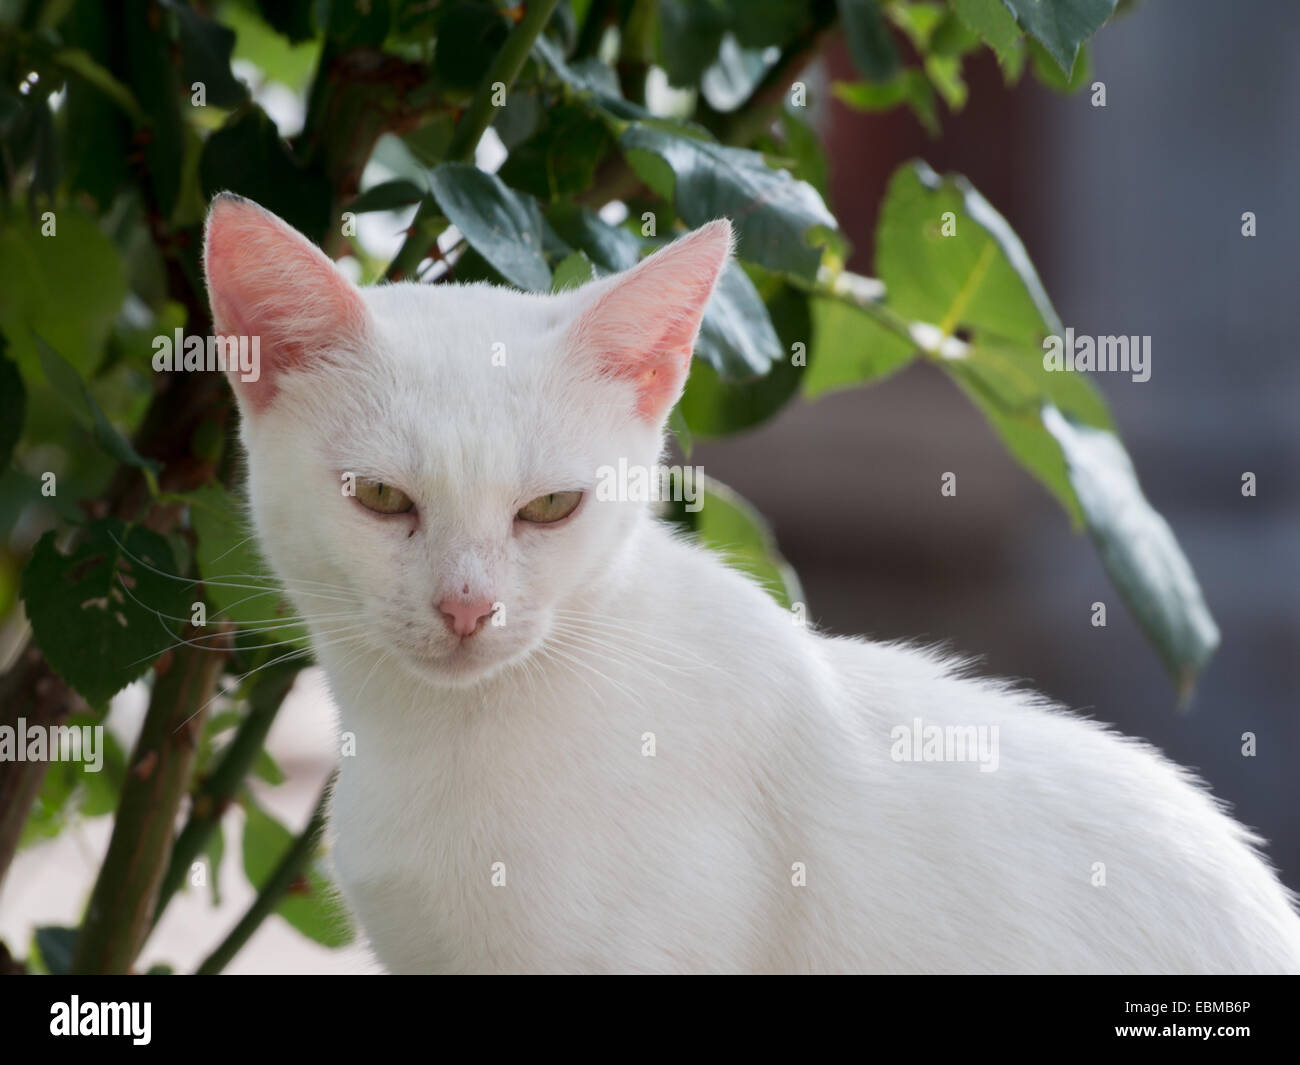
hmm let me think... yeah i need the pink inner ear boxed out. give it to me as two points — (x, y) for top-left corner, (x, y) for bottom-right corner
(204, 195), (367, 411)
(575, 220), (732, 422)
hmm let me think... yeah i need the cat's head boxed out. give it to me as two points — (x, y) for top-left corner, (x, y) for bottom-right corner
(203, 193), (730, 687)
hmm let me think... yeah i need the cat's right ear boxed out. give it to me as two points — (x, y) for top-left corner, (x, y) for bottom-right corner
(203, 193), (368, 412)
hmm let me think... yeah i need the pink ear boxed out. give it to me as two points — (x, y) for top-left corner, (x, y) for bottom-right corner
(203, 193), (368, 411)
(571, 219), (732, 422)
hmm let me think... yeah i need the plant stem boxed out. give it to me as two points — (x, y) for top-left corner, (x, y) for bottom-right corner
(386, 0), (562, 280)
(152, 660), (302, 926)
(195, 770), (337, 976)
(0, 649), (77, 890)
(70, 626), (231, 974)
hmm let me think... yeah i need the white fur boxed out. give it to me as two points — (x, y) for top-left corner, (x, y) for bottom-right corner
(209, 204), (1300, 974)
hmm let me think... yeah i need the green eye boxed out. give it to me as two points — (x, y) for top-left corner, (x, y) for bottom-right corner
(355, 478), (415, 515)
(517, 491), (582, 524)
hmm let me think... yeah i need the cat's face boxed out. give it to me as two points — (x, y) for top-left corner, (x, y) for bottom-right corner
(204, 195), (730, 687)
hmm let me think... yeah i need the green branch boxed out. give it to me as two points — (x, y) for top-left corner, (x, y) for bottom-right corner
(386, 0), (562, 280)
(152, 661), (302, 926)
(195, 771), (337, 976)
(70, 627), (232, 974)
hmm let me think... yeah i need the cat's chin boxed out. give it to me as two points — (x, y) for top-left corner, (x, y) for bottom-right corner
(394, 638), (535, 690)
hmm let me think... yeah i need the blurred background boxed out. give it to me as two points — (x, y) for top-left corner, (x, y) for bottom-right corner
(695, 0), (1300, 891)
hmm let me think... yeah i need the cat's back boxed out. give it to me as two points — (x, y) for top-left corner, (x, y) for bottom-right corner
(814, 636), (1300, 972)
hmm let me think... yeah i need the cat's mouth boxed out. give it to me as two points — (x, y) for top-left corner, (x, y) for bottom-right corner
(395, 623), (539, 688)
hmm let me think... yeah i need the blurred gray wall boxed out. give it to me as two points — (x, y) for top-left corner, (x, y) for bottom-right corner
(691, 0), (1300, 889)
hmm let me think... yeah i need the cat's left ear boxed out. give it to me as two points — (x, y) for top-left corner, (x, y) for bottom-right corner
(569, 220), (732, 423)
(203, 193), (369, 412)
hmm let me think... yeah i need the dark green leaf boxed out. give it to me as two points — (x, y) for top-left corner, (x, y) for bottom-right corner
(680, 282), (809, 435)
(433, 2), (509, 94)
(545, 204), (642, 272)
(346, 180), (426, 214)
(427, 163), (553, 291)
(21, 519), (192, 706)
(701, 35), (777, 111)
(657, 0), (728, 86)
(0, 340), (24, 473)
(35, 927), (79, 975)
(164, 0), (249, 109)
(836, 0), (899, 81)
(696, 262), (783, 378)
(619, 123), (837, 281)
(200, 106), (333, 247)
(33, 336), (158, 474)
(1042, 408), (1220, 700)
(1000, 0), (1116, 73)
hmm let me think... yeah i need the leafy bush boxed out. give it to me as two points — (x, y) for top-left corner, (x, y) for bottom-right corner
(0, 0), (1213, 974)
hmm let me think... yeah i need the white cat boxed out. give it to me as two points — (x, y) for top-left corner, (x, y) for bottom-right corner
(203, 193), (1300, 974)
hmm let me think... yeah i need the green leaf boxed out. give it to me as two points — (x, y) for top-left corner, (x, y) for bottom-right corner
(253, 748), (286, 786)
(427, 163), (553, 291)
(33, 335), (160, 475)
(657, 0), (728, 87)
(875, 161), (1054, 346)
(696, 262), (783, 378)
(546, 204), (642, 272)
(242, 798), (355, 948)
(433, 1), (509, 93)
(0, 211), (127, 378)
(1042, 408), (1220, 701)
(0, 340), (24, 473)
(551, 250), (595, 292)
(225, 2), (321, 88)
(802, 294), (916, 398)
(700, 35), (778, 112)
(999, 0), (1116, 74)
(202, 818), (225, 906)
(51, 48), (146, 123)
(692, 480), (802, 609)
(497, 104), (614, 201)
(833, 71), (939, 135)
(346, 180), (426, 214)
(837, 0), (900, 81)
(34, 926), (79, 975)
(873, 160), (1216, 690)
(680, 282), (809, 436)
(21, 519), (192, 706)
(164, 0), (249, 109)
(199, 106), (333, 247)
(718, 0), (808, 49)
(184, 483), (306, 644)
(619, 123), (837, 281)
(1028, 37), (1091, 93)
(950, 0), (1023, 63)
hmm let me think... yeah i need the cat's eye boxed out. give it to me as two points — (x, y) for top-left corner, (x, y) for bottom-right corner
(355, 478), (415, 515)
(517, 491), (583, 524)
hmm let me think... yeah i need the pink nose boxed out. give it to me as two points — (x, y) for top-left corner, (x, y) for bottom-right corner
(438, 598), (494, 638)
